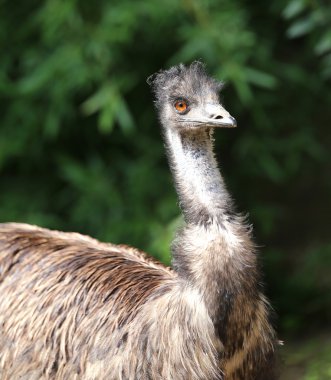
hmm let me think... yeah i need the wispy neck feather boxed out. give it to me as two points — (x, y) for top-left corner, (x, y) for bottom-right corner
(164, 126), (258, 325)
(163, 127), (278, 378)
(164, 127), (233, 225)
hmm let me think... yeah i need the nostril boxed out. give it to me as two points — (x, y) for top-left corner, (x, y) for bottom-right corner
(214, 115), (223, 120)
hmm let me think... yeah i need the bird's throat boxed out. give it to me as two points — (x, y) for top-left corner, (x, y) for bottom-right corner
(164, 128), (232, 226)
(164, 127), (257, 326)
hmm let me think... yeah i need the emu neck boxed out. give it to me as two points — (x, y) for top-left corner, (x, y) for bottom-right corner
(164, 128), (232, 225)
(164, 127), (258, 337)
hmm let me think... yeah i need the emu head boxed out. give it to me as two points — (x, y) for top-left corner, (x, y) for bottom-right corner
(147, 62), (236, 131)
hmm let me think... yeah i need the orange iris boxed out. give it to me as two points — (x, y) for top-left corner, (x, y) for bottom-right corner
(174, 100), (188, 113)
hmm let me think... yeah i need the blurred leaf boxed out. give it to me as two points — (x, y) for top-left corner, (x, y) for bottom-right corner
(286, 16), (315, 38)
(315, 31), (331, 55)
(259, 153), (284, 183)
(245, 67), (278, 89)
(115, 97), (135, 134)
(81, 83), (116, 116)
(282, 0), (306, 19)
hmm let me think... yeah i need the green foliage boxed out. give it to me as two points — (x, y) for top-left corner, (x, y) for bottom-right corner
(0, 0), (330, 338)
(282, 332), (331, 380)
(283, 0), (331, 77)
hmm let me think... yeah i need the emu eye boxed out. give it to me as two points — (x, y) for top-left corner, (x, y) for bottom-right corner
(174, 100), (188, 113)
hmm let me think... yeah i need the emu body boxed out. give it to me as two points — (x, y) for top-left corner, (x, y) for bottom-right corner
(0, 224), (216, 379)
(0, 63), (278, 379)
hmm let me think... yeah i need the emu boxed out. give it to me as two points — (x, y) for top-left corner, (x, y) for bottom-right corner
(0, 62), (278, 379)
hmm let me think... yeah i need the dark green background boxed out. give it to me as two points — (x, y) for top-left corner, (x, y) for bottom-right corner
(1, 0), (331, 377)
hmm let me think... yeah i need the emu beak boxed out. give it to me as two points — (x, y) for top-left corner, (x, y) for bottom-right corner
(179, 104), (237, 129)
(205, 104), (237, 128)
(211, 115), (237, 128)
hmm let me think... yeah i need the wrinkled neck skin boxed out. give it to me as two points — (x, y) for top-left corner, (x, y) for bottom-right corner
(163, 125), (258, 332)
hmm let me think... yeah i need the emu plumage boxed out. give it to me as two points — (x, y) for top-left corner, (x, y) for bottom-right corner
(0, 62), (278, 379)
